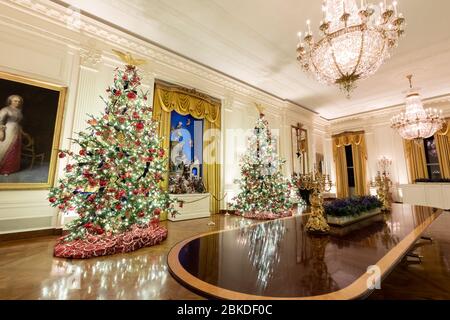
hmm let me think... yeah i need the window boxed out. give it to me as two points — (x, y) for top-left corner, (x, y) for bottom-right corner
(423, 136), (441, 180)
(345, 145), (355, 188)
(169, 111), (204, 177)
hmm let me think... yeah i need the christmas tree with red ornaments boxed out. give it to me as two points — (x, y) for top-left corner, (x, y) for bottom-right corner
(48, 57), (176, 258)
(230, 108), (295, 220)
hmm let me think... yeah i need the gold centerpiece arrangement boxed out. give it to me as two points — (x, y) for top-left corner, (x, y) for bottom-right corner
(371, 172), (392, 211)
(296, 170), (333, 234)
(370, 156), (393, 211)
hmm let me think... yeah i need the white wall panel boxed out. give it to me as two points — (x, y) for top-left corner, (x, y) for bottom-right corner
(0, 0), (326, 233)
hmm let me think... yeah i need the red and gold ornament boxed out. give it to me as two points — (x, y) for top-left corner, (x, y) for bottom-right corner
(127, 91), (137, 100)
(136, 122), (144, 131)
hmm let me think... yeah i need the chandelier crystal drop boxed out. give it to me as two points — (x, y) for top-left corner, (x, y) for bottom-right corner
(296, 0), (406, 97)
(391, 75), (444, 141)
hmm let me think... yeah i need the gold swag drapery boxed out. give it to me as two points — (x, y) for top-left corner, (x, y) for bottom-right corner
(435, 119), (450, 179)
(404, 139), (428, 183)
(152, 81), (222, 214)
(332, 131), (368, 198)
(403, 119), (450, 182)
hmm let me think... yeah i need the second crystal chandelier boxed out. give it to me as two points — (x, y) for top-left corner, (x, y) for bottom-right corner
(296, 0), (406, 97)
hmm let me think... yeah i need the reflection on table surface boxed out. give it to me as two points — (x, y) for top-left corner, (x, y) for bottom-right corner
(176, 204), (439, 298)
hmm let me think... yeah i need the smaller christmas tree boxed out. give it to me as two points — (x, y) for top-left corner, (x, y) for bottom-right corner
(230, 106), (295, 219)
(48, 52), (176, 258)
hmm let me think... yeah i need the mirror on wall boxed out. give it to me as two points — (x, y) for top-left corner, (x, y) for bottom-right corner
(291, 123), (309, 175)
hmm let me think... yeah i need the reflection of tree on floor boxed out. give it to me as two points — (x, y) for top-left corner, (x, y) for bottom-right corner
(41, 255), (168, 299)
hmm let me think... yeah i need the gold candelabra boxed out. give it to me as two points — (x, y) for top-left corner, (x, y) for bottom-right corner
(295, 170), (332, 234)
(370, 171), (392, 211)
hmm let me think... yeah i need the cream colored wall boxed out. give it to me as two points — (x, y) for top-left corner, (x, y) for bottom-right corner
(0, 0), (326, 233)
(2, 0), (448, 234)
(327, 99), (450, 202)
(0, 6), (79, 233)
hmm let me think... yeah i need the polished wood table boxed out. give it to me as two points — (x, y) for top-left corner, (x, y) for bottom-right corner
(168, 204), (442, 300)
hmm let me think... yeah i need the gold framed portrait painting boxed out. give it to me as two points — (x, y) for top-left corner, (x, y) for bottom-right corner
(291, 123), (309, 175)
(0, 71), (66, 190)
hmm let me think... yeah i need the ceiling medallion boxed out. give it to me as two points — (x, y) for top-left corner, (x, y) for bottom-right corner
(296, 0), (406, 97)
(391, 75), (444, 141)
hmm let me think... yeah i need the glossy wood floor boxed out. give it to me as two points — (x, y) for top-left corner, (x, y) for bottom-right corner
(0, 211), (449, 300)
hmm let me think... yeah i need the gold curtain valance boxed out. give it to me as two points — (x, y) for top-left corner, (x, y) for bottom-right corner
(332, 131), (367, 159)
(154, 81), (221, 125)
(152, 80), (222, 215)
(333, 131), (365, 146)
(332, 131), (368, 198)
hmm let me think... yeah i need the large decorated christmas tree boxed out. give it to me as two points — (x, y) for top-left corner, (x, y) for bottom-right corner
(49, 53), (176, 259)
(230, 108), (295, 220)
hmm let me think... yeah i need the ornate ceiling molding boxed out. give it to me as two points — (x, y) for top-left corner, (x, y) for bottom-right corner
(330, 94), (450, 128)
(4, 0), (447, 125)
(1, 0), (309, 115)
(79, 46), (102, 70)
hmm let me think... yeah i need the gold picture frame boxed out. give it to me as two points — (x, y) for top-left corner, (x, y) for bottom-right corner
(291, 123), (309, 175)
(0, 71), (66, 190)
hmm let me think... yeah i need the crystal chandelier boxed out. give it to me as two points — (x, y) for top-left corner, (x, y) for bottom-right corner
(391, 75), (444, 141)
(296, 0), (405, 96)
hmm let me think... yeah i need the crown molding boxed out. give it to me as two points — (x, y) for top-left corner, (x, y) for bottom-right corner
(1, 0), (320, 119)
(330, 93), (450, 127)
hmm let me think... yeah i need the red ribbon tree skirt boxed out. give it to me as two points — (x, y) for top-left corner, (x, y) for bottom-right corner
(54, 224), (168, 259)
(238, 210), (293, 220)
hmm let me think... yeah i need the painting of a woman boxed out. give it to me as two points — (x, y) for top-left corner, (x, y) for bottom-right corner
(0, 71), (66, 189)
(0, 95), (23, 175)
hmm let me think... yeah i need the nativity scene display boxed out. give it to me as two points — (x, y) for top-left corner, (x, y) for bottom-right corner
(168, 112), (206, 194)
